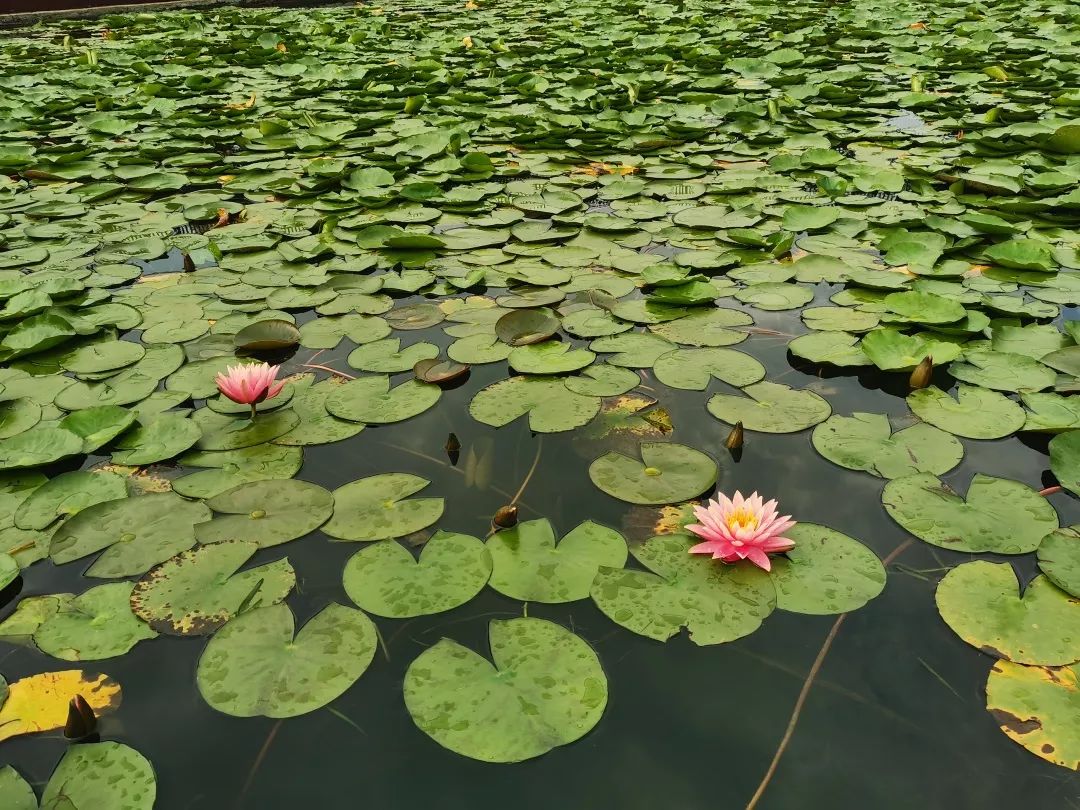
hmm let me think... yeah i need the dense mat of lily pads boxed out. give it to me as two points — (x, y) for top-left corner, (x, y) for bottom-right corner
(0, 0), (1079, 801)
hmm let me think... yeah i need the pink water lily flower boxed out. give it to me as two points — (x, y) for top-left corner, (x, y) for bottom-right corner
(686, 491), (796, 572)
(214, 362), (286, 418)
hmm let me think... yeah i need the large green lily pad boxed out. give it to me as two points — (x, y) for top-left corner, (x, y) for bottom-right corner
(769, 524), (886, 614)
(470, 376), (599, 433)
(589, 442), (717, 505)
(591, 533), (775, 644)
(343, 531), (490, 618)
(41, 742), (156, 810)
(324, 473), (444, 541)
(487, 519), (627, 603)
(14, 470), (127, 530)
(908, 385), (1026, 439)
(194, 479), (333, 547)
(707, 381), (831, 433)
(34, 581), (156, 660)
(197, 602), (376, 718)
(652, 348), (765, 390)
(882, 473), (1058, 554)
(403, 617), (607, 763)
(325, 376), (441, 424)
(936, 561), (1080, 665)
(812, 413), (963, 478)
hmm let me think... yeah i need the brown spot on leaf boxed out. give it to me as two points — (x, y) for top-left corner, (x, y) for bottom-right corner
(991, 708), (1042, 736)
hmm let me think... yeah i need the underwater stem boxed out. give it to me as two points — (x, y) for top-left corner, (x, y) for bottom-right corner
(744, 538), (913, 810)
(238, 719), (283, 804)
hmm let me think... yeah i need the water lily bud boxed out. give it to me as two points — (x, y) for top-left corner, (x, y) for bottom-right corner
(65, 695), (97, 740)
(445, 433), (461, 453)
(725, 422), (745, 450)
(910, 356), (933, 390)
(493, 504), (518, 528)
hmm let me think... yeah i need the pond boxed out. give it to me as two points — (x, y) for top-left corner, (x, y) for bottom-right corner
(1, 0), (1079, 807)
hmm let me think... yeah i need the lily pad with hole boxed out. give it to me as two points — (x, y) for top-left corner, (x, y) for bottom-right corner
(195, 479), (333, 547)
(812, 413), (963, 478)
(470, 376), (600, 433)
(34, 581), (156, 660)
(343, 531), (490, 618)
(50, 491), (211, 578)
(768, 524), (886, 614)
(14, 471), (127, 531)
(487, 519), (627, 603)
(937, 561), (1080, 665)
(325, 376), (441, 424)
(653, 347), (765, 391)
(130, 540), (294, 636)
(197, 602), (375, 718)
(591, 533), (775, 644)
(882, 473), (1058, 554)
(707, 381), (831, 433)
(404, 617), (607, 763)
(589, 442), (717, 505)
(908, 385), (1026, 439)
(324, 473), (444, 541)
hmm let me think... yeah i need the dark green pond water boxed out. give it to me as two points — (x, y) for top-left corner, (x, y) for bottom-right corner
(2, 0), (1080, 806)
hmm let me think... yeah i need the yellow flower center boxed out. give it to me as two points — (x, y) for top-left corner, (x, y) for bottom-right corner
(727, 509), (759, 533)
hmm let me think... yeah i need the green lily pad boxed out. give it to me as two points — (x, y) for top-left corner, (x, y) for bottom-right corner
(470, 376), (599, 433)
(0, 426), (83, 470)
(487, 519), (627, 603)
(589, 441), (717, 505)
(937, 561), (1080, 665)
(50, 492), (211, 578)
(1037, 526), (1080, 599)
(34, 581), (156, 660)
(1050, 430), (1080, 498)
(802, 307), (880, 333)
(0, 766), (34, 810)
(403, 617), (607, 763)
(273, 378), (365, 446)
(60, 405), (137, 452)
(0, 398), (41, 439)
(192, 408), (300, 450)
(194, 479), (333, 547)
(882, 291), (965, 324)
(0, 553), (17, 590)
(949, 348), (1056, 393)
(782, 204), (839, 231)
(325, 376), (441, 424)
(707, 381), (831, 432)
(324, 473), (444, 541)
(882, 473), (1058, 554)
(233, 319), (301, 351)
(62, 340), (145, 376)
(508, 341), (595, 375)
(861, 328), (963, 371)
(590, 333), (676, 367)
(495, 308), (560, 346)
(590, 533), (775, 644)
(648, 308), (751, 347)
(197, 602), (376, 718)
(788, 331), (872, 366)
(563, 365), (640, 397)
(1025, 392), (1080, 433)
(130, 540), (294, 636)
(768, 524), (886, 614)
(14, 470), (127, 530)
(653, 347), (765, 390)
(734, 282), (814, 311)
(347, 338), (440, 373)
(110, 413), (202, 464)
(908, 385), (1026, 439)
(343, 531), (490, 618)
(984, 238), (1055, 272)
(41, 742), (156, 810)
(812, 413), (962, 478)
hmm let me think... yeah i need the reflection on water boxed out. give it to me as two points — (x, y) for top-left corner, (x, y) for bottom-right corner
(2, 280), (1077, 809)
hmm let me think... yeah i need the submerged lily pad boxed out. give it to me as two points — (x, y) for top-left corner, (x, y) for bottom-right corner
(324, 473), (443, 541)
(882, 473), (1058, 554)
(487, 519), (627, 603)
(937, 561), (1080, 665)
(197, 603), (376, 718)
(589, 442), (717, 505)
(343, 531), (490, 618)
(812, 413), (963, 478)
(130, 540), (295, 636)
(404, 617), (607, 763)
(195, 479), (333, 547)
(591, 533), (775, 644)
